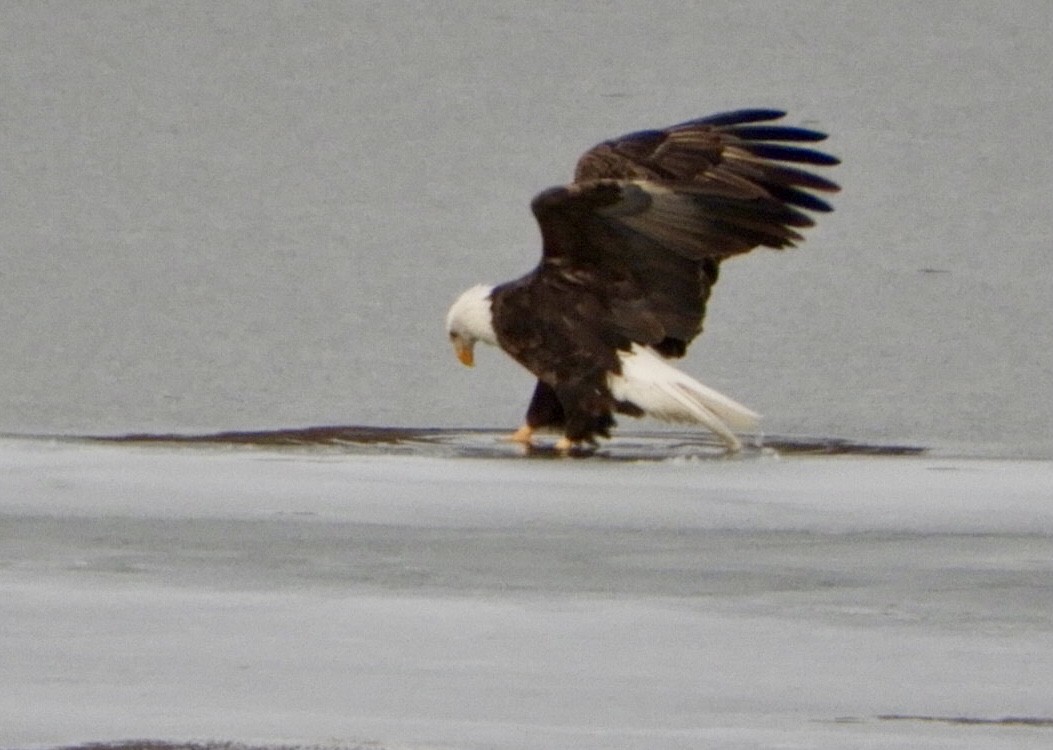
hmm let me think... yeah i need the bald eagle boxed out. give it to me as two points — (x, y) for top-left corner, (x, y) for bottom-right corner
(445, 109), (839, 453)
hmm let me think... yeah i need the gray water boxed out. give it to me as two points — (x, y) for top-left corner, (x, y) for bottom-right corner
(2, 2), (1051, 456)
(3, 5), (1053, 750)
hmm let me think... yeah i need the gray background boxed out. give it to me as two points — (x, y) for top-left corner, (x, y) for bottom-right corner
(2, 1), (1051, 456)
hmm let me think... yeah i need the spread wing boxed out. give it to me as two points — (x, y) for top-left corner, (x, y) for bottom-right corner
(529, 109), (839, 354)
(574, 108), (839, 216)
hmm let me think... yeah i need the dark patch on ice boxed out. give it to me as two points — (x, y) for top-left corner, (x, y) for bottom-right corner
(40, 743), (376, 750)
(85, 425), (926, 460)
(877, 714), (1053, 728)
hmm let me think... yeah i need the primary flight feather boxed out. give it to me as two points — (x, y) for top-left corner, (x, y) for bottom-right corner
(445, 109), (839, 453)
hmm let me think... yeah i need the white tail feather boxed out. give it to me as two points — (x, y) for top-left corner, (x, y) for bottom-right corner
(608, 344), (760, 449)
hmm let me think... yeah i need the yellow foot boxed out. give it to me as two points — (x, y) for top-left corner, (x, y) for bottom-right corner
(502, 424), (535, 445)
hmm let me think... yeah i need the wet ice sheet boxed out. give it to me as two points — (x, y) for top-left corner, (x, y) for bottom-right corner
(2, 438), (1052, 749)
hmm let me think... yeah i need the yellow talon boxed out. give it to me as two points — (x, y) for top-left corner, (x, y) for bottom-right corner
(554, 436), (575, 453)
(503, 425), (535, 445)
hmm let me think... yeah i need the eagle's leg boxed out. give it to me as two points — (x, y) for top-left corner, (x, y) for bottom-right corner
(500, 380), (564, 446)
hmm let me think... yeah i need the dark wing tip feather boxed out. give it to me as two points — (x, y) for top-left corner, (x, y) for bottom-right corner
(764, 184), (836, 212)
(680, 108), (787, 127)
(723, 125), (829, 143)
(760, 163), (841, 193)
(739, 142), (841, 166)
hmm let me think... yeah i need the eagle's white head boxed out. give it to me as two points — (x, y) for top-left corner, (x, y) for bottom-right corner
(445, 284), (498, 367)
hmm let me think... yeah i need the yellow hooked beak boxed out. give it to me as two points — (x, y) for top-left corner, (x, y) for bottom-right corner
(452, 335), (475, 367)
